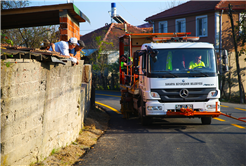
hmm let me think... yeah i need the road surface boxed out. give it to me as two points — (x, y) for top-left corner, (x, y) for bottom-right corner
(77, 90), (246, 166)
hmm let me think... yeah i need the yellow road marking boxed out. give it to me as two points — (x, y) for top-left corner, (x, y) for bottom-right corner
(96, 93), (121, 97)
(231, 124), (245, 129)
(95, 101), (121, 114)
(220, 105), (229, 108)
(213, 117), (225, 121)
(234, 107), (246, 111)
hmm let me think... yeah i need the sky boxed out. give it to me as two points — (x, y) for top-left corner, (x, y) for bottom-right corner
(29, 0), (189, 35)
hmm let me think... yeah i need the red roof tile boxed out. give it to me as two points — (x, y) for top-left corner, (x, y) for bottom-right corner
(216, 0), (246, 10)
(80, 23), (144, 50)
(145, 0), (245, 21)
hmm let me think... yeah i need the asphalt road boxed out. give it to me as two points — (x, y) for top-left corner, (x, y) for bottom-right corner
(78, 90), (246, 166)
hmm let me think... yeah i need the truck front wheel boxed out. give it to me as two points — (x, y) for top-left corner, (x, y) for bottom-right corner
(140, 98), (152, 126)
(201, 117), (212, 125)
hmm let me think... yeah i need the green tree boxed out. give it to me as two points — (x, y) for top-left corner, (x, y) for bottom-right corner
(236, 11), (246, 61)
(88, 33), (114, 90)
(1, 0), (29, 9)
(91, 35), (114, 74)
(1, 0), (60, 48)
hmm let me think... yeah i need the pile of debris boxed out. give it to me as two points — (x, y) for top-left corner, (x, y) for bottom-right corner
(1, 44), (68, 65)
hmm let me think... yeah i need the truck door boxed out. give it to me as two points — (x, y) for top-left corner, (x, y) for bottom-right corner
(139, 53), (146, 99)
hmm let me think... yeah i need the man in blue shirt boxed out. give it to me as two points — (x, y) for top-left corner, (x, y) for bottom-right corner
(69, 40), (85, 65)
(69, 40), (85, 56)
(49, 37), (78, 64)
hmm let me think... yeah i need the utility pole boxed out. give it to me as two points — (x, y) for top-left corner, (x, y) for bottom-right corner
(228, 4), (245, 103)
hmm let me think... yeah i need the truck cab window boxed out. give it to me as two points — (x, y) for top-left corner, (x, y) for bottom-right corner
(149, 48), (216, 77)
(142, 54), (146, 72)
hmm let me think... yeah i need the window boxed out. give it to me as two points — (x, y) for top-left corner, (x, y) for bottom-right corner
(239, 13), (246, 34)
(196, 15), (208, 37)
(175, 18), (186, 32)
(159, 21), (168, 33)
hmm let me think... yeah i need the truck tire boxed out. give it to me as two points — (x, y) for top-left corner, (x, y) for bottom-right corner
(140, 97), (152, 126)
(201, 117), (212, 125)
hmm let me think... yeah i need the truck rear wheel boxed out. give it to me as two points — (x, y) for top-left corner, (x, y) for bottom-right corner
(201, 117), (212, 125)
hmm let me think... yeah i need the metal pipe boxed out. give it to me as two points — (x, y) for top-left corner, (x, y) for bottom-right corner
(219, 10), (224, 90)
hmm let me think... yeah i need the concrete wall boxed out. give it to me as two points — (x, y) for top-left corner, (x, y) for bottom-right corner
(223, 52), (246, 96)
(221, 13), (246, 97)
(1, 59), (92, 165)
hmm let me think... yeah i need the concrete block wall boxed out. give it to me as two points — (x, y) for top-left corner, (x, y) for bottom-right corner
(81, 65), (92, 119)
(1, 59), (92, 165)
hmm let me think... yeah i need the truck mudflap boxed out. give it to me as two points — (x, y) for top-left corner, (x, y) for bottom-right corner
(166, 107), (221, 117)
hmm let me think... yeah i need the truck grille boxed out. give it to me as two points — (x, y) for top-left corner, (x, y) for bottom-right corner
(151, 88), (216, 102)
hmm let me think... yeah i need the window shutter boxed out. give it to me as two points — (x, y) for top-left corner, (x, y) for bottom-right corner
(160, 24), (163, 33)
(159, 21), (168, 33)
(182, 21), (185, 32)
(164, 22), (168, 33)
(203, 18), (207, 36)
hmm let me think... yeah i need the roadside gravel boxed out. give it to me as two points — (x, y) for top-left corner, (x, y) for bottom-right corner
(33, 106), (110, 166)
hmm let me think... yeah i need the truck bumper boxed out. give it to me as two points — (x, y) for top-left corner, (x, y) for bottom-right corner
(145, 99), (220, 117)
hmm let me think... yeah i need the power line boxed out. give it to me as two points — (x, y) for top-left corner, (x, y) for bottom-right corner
(118, 2), (144, 24)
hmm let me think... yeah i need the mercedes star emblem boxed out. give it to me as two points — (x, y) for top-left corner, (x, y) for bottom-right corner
(179, 89), (189, 98)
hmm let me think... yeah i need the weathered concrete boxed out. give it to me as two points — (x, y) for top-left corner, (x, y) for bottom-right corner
(1, 59), (92, 165)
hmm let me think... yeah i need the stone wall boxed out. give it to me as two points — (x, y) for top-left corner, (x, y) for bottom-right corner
(1, 59), (92, 165)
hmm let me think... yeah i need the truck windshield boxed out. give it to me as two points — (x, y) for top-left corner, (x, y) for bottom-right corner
(148, 48), (217, 77)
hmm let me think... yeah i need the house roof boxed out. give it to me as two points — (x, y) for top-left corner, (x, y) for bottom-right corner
(145, 0), (246, 21)
(1, 3), (90, 29)
(137, 23), (153, 28)
(80, 23), (147, 51)
(216, 0), (246, 10)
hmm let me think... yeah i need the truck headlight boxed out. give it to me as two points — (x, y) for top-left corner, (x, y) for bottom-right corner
(150, 92), (160, 98)
(207, 90), (218, 98)
(147, 106), (162, 111)
(206, 104), (220, 109)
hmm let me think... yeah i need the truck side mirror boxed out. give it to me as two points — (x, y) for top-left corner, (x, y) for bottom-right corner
(133, 52), (139, 74)
(134, 68), (139, 74)
(133, 52), (139, 67)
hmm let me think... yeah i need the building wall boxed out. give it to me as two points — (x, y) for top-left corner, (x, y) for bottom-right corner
(154, 12), (216, 45)
(1, 59), (92, 165)
(222, 12), (246, 96)
(225, 51), (246, 96)
(107, 51), (119, 64)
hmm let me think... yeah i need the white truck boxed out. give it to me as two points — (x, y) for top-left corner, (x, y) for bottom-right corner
(119, 32), (228, 125)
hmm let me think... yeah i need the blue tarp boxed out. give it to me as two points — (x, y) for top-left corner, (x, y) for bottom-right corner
(82, 49), (97, 56)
